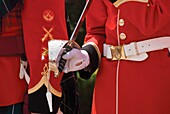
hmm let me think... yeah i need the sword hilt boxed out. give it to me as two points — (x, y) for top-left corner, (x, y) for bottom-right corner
(58, 42), (73, 72)
(58, 0), (93, 73)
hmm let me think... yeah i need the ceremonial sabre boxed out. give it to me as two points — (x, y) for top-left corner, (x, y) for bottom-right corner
(47, 1), (93, 113)
(58, 0), (93, 72)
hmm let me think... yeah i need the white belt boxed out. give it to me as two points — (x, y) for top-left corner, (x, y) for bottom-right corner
(103, 36), (170, 61)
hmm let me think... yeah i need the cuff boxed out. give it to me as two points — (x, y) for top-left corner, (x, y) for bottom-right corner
(79, 42), (101, 79)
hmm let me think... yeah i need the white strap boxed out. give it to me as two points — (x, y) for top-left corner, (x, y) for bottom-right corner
(104, 36), (170, 61)
(124, 36), (170, 57)
(23, 68), (30, 84)
(103, 44), (112, 59)
(19, 61), (30, 84)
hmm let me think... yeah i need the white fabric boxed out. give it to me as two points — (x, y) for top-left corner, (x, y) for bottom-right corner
(48, 40), (68, 61)
(124, 36), (170, 56)
(104, 36), (170, 61)
(62, 48), (90, 73)
(103, 44), (148, 61)
(48, 40), (68, 75)
(19, 60), (30, 84)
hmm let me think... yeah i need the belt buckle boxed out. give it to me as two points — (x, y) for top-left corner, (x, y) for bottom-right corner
(110, 45), (126, 60)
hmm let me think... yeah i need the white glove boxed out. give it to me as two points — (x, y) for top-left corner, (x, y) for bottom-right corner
(62, 48), (90, 73)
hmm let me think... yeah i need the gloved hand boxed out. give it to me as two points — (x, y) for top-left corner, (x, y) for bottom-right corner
(61, 48), (90, 73)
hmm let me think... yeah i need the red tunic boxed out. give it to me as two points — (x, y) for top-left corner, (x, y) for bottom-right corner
(85, 0), (170, 114)
(0, 5), (27, 106)
(22, 0), (68, 97)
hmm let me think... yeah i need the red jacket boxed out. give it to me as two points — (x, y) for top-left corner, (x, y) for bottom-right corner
(0, 4), (27, 106)
(83, 0), (170, 114)
(22, 0), (68, 97)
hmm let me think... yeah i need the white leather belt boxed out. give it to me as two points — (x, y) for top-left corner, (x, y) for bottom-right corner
(103, 36), (170, 61)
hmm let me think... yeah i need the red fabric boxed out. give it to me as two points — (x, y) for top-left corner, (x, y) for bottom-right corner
(0, 36), (25, 56)
(0, 4), (27, 106)
(0, 3), (24, 56)
(22, 0), (68, 93)
(0, 3), (22, 36)
(0, 57), (27, 106)
(85, 0), (170, 114)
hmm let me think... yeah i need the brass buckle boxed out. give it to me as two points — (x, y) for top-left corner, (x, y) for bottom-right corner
(110, 45), (126, 60)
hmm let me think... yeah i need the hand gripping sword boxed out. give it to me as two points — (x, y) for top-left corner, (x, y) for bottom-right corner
(58, 0), (93, 73)
(46, 0), (93, 113)
(58, 1), (93, 114)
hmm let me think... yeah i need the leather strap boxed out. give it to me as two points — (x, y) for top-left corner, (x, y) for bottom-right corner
(104, 36), (170, 61)
(124, 36), (170, 56)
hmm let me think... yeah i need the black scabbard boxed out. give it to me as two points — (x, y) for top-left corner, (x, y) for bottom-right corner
(60, 72), (80, 114)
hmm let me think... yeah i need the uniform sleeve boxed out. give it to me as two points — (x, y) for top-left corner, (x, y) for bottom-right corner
(116, 0), (170, 35)
(79, 0), (108, 79)
(85, 0), (107, 52)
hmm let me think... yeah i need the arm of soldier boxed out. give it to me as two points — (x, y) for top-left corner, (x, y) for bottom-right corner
(54, 0), (107, 78)
(78, 43), (101, 79)
(59, 42), (100, 80)
(62, 0), (108, 79)
(78, 0), (108, 79)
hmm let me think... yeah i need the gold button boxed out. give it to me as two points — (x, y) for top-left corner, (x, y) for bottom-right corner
(119, 33), (126, 40)
(119, 19), (124, 26)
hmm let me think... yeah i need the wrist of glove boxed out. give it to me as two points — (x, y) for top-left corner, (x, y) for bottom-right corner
(61, 48), (90, 73)
(48, 40), (89, 74)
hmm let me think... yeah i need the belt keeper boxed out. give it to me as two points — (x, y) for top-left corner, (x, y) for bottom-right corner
(124, 42), (138, 56)
(130, 42), (138, 55)
(103, 44), (112, 59)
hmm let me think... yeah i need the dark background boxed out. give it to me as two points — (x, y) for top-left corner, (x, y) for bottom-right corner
(65, 0), (96, 114)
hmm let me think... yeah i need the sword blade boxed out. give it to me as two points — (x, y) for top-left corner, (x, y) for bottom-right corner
(57, 0), (93, 73)
(70, 0), (93, 41)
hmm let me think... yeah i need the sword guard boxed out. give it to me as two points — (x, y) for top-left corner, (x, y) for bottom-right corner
(58, 41), (80, 72)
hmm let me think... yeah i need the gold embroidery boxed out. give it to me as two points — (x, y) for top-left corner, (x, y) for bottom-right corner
(28, 64), (62, 97)
(42, 47), (48, 57)
(28, 76), (62, 97)
(45, 81), (62, 97)
(28, 9), (61, 97)
(114, 0), (148, 8)
(41, 26), (54, 42)
(43, 10), (54, 22)
(41, 63), (49, 77)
